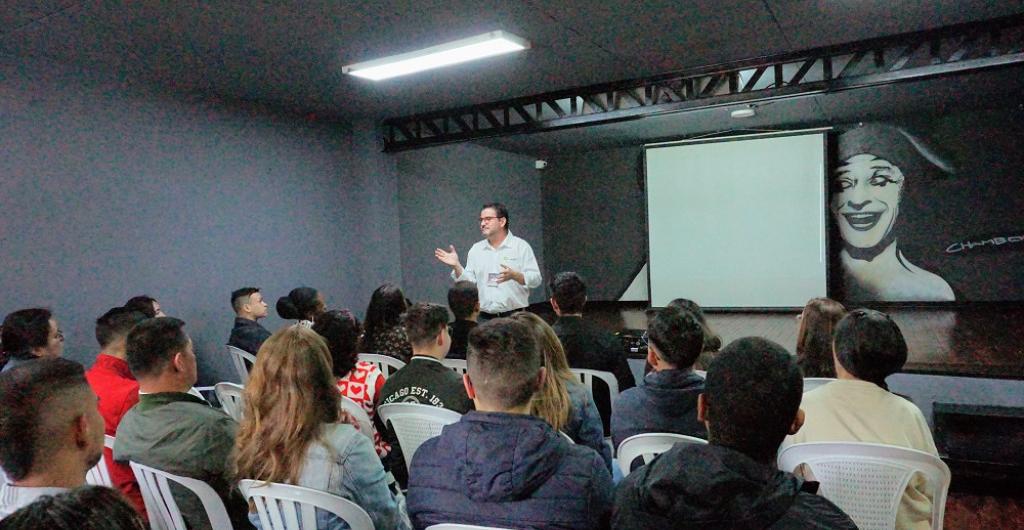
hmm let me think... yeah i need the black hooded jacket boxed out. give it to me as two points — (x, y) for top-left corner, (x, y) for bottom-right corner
(613, 443), (857, 529)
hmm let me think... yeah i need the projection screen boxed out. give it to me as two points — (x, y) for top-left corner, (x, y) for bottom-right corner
(645, 130), (828, 308)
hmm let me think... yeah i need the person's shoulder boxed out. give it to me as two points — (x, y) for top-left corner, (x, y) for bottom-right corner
(782, 490), (858, 529)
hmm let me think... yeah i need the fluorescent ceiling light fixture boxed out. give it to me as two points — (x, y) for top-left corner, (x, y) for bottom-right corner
(343, 31), (530, 81)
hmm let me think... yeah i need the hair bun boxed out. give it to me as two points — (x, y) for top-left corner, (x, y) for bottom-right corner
(276, 296), (299, 320)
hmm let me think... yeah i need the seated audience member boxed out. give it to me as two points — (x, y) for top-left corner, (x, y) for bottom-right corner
(783, 309), (937, 530)
(124, 295), (165, 318)
(84, 307), (148, 517)
(0, 309), (64, 373)
(275, 286), (325, 326)
(512, 311), (611, 471)
(0, 358), (105, 519)
(667, 298), (722, 370)
(408, 318), (613, 530)
(233, 326), (408, 530)
(550, 272), (635, 433)
(313, 310), (390, 457)
(114, 318), (252, 530)
(446, 280), (480, 360)
(0, 485), (146, 530)
(795, 297), (847, 378)
(612, 306), (706, 448)
(377, 302), (472, 486)
(360, 283), (413, 362)
(613, 338), (857, 530)
(227, 287), (271, 355)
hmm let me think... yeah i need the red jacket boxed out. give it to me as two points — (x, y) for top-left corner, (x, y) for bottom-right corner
(85, 353), (146, 518)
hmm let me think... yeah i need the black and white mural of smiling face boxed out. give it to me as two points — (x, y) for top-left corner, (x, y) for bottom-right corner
(832, 153), (906, 250)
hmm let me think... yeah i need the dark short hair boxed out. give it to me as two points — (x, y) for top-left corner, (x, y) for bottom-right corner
(704, 337), (803, 461)
(833, 308), (907, 388)
(482, 202), (510, 231)
(231, 287), (260, 313)
(126, 317), (189, 379)
(1, 308), (52, 358)
(276, 287), (321, 320)
(95, 307), (147, 349)
(448, 281), (479, 320)
(549, 272), (586, 314)
(124, 296), (158, 318)
(0, 485), (146, 530)
(646, 306), (704, 368)
(0, 358), (89, 482)
(402, 303), (450, 346)
(363, 283), (407, 336)
(467, 318), (540, 409)
(667, 298), (722, 352)
(312, 310), (362, 378)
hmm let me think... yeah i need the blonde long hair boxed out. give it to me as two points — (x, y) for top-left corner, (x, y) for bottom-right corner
(232, 326), (340, 484)
(511, 312), (575, 432)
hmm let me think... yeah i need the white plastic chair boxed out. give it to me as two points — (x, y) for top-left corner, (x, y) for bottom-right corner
(85, 434), (116, 487)
(694, 370), (707, 379)
(377, 403), (462, 471)
(130, 461), (233, 530)
(239, 479), (374, 530)
(616, 433), (707, 477)
(358, 353), (406, 377)
(341, 396), (375, 440)
(570, 368), (620, 414)
(440, 358), (468, 375)
(426, 525), (512, 530)
(803, 377), (837, 393)
(214, 382), (245, 421)
(227, 345), (257, 384)
(777, 442), (951, 530)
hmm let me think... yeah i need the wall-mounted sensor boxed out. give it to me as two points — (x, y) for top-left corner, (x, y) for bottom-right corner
(535, 160), (548, 169)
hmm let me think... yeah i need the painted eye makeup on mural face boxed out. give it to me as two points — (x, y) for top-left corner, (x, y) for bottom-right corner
(831, 154), (905, 249)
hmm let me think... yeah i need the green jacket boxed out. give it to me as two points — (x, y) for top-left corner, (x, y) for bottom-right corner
(114, 391), (252, 530)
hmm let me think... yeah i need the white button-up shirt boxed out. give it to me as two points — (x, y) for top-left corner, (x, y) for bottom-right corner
(453, 231), (542, 313)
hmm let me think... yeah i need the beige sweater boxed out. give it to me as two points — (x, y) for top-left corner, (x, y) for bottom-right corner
(781, 379), (939, 530)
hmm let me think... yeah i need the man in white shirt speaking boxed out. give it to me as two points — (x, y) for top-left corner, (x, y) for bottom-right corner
(435, 202), (542, 318)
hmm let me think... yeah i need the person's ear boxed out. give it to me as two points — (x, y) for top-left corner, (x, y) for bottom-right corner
(436, 326), (446, 346)
(462, 373), (477, 400)
(536, 366), (546, 391)
(474, 301), (480, 313)
(789, 408), (805, 436)
(646, 346), (660, 370)
(72, 413), (92, 449)
(172, 351), (187, 373)
(550, 298), (561, 315)
(697, 393), (708, 424)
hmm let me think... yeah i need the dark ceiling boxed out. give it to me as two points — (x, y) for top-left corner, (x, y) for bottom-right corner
(3, 0), (1023, 125)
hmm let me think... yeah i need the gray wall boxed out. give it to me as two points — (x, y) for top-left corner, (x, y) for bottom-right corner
(0, 58), (400, 385)
(395, 142), (545, 307)
(542, 147), (647, 300)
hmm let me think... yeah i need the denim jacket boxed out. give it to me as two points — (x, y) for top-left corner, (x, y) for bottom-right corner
(249, 423), (410, 530)
(564, 380), (613, 471)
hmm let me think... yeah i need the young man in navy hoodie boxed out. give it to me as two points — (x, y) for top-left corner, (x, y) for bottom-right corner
(407, 318), (613, 530)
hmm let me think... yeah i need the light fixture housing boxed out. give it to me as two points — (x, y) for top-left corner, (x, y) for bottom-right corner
(343, 31), (530, 81)
(730, 106), (756, 119)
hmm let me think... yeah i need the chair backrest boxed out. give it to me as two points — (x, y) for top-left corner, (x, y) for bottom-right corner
(214, 382), (245, 422)
(694, 369), (707, 379)
(85, 434), (117, 487)
(569, 368), (620, 413)
(227, 345), (257, 384)
(777, 442), (951, 530)
(239, 479), (374, 530)
(357, 353), (406, 377)
(377, 403), (462, 471)
(340, 396), (375, 440)
(440, 358), (468, 375)
(616, 433), (707, 477)
(803, 377), (837, 393)
(426, 525), (512, 530)
(129, 461), (233, 530)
